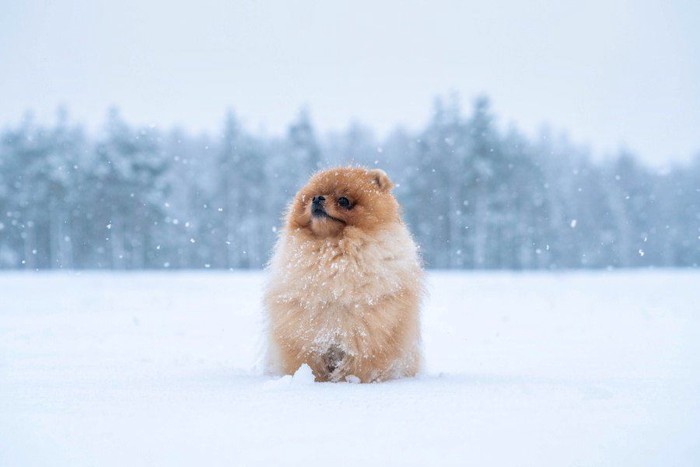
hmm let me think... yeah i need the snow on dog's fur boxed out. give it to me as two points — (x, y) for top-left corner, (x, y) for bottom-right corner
(264, 167), (423, 382)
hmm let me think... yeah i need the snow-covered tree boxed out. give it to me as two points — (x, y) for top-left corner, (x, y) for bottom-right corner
(0, 98), (697, 270)
(89, 108), (169, 268)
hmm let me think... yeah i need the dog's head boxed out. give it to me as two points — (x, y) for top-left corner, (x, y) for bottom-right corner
(288, 167), (400, 238)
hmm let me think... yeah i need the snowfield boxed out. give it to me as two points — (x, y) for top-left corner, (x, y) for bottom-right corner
(1, 271), (699, 466)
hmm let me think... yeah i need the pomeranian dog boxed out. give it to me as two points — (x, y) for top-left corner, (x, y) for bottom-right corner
(264, 167), (423, 383)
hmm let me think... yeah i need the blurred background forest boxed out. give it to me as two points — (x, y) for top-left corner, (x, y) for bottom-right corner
(1, 95), (698, 270)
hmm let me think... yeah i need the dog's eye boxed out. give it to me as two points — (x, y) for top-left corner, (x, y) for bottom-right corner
(337, 197), (352, 209)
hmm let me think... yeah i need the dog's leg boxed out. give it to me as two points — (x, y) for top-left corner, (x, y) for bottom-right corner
(322, 345), (346, 380)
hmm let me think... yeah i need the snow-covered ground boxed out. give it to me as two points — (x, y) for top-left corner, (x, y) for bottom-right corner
(1, 271), (699, 466)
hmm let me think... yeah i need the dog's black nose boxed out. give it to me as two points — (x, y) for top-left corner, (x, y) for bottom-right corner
(311, 195), (327, 217)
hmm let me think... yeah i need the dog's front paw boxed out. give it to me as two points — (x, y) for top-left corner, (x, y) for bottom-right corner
(322, 345), (346, 374)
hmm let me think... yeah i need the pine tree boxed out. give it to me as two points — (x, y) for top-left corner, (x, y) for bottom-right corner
(288, 108), (322, 176)
(465, 96), (501, 268)
(216, 110), (268, 268)
(90, 108), (169, 269)
(0, 115), (55, 269)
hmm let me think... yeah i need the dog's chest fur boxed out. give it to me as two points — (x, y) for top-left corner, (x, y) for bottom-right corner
(269, 224), (417, 311)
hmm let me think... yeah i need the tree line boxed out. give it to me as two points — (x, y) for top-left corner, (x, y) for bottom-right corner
(0, 96), (698, 270)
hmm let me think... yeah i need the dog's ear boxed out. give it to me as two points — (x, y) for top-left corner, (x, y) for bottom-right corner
(369, 169), (394, 192)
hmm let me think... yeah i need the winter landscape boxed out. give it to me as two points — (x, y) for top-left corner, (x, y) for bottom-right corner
(2, 1), (700, 466)
(2, 270), (699, 466)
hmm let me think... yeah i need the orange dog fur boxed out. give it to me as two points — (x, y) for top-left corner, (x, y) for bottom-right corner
(264, 167), (423, 382)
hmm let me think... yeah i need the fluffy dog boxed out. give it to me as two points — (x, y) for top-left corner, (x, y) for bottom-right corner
(264, 167), (423, 382)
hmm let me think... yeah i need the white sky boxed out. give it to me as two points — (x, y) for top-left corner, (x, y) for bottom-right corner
(1, 0), (698, 166)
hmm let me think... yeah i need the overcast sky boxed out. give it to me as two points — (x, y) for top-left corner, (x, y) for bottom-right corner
(1, 0), (698, 166)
